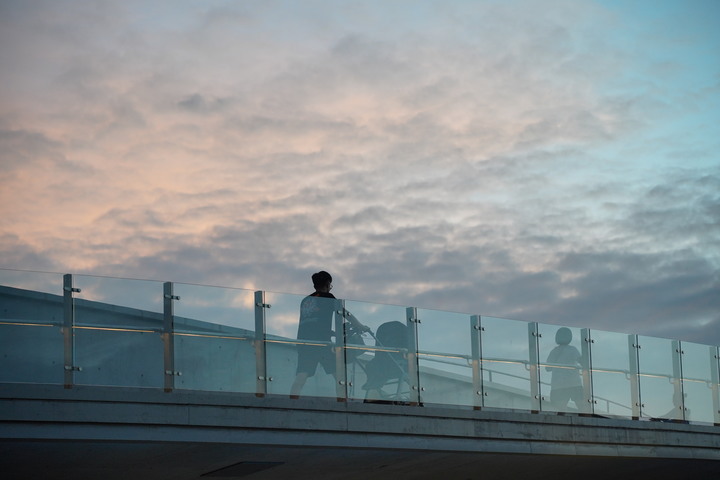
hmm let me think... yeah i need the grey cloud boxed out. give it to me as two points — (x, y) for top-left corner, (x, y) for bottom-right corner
(94, 207), (172, 229)
(178, 94), (233, 114)
(332, 206), (396, 231)
(149, 5), (633, 171)
(82, 215), (331, 293)
(209, 215), (326, 261)
(548, 249), (720, 343)
(224, 114), (356, 137)
(327, 34), (415, 86)
(0, 129), (65, 170)
(517, 109), (612, 147)
(102, 102), (148, 134)
(398, 246), (717, 345)
(620, 171), (720, 250)
(0, 235), (62, 273)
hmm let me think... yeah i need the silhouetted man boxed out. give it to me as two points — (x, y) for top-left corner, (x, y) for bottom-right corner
(290, 271), (368, 398)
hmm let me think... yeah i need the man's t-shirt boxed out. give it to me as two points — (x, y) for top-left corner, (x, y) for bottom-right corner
(297, 291), (337, 341)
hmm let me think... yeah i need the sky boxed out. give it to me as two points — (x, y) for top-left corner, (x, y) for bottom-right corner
(1, 0), (719, 346)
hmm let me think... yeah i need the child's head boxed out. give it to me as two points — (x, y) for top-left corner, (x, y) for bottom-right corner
(555, 327), (572, 345)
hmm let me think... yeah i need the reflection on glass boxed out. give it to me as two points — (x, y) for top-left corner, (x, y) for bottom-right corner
(588, 330), (634, 418)
(538, 324), (588, 414)
(680, 342), (715, 424)
(638, 335), (681, 420)
(173, 284), (257, 393)
(481, 316), (533, 410)
(416, 308), (474, 407)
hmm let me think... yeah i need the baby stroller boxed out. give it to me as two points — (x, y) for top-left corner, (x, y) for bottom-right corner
(358, 321), (411, 404)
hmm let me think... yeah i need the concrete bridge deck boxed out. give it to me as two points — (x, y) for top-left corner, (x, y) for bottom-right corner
(2, 383), (719, 479)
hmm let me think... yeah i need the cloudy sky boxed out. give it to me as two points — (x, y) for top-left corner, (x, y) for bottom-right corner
(1, 0), (718, 345)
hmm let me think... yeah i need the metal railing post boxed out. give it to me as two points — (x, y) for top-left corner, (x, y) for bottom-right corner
(712, 346), (720, 426)
(163, 282), (180, 392)
(629, 335), (641, 419)
(672, 340), (685, 421)
(62, 274), (80, 388)
(528, 322), (541, 412)
(254, 291), (269, 397)
(470, 315), (484, 409)
(335, 301), (348, 401)
(581, 328), (594, 414)
(406, 307), (421, 405)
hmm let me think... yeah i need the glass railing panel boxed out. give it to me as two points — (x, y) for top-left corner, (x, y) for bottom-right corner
(587, 329), (634, 418)
(73, 327), (164, 387)
(715, 347), (720, 425)
(537, 324), (590, 414)
(264, 291), (339, 398)
(0, 269), (64, 325)
(0, 268), (64, 295)
(172, 283), (257, 393)
(73, 275), (165, 329)
(416, 308), (474, 407)
(637, 335), (681, 420)
(0, 323), (64, 384)
(173, 334), (256, 393)
(0, 270), (65, 384)
(680, 341), (716, 424)
(72, 275), (164, 387)
(343, 300), (410, 402)
(173, 283), (256, 332)
(480, 316), (533, 410)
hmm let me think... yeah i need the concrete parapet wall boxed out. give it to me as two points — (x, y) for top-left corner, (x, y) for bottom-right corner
(2, 383), (718, 460)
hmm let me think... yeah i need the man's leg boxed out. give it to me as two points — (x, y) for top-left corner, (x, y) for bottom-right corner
(290, 372), (308, 399)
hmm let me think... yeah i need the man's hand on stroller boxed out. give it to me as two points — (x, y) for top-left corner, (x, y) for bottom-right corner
(350, 320), (371, 334)
(347, 312), (371, 334)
